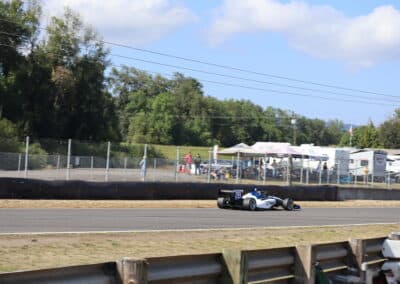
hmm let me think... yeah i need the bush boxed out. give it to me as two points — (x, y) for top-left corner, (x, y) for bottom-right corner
(0, 119), (22, 152)
(28, 143), (48, 169)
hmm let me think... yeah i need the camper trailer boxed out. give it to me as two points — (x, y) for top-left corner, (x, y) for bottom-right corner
(349, 149), (387, 180)
(317, 147), (350, 176)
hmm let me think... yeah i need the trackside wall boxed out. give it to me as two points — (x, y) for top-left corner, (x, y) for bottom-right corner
(0, 178), (337, 201)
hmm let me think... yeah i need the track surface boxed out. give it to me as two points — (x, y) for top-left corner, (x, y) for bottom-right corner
(1, 208), (399, 233)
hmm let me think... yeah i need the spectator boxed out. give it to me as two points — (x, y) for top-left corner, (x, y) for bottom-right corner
(194, 153), (201, 175)
(271, 159), (278, 177)
(184, 152), (193, 174)
(139, 156), (146, 177)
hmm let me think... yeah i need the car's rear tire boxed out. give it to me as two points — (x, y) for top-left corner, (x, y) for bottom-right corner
(217, 197), (226, 209)
(282, 198), (294, 211)
(243, 198), (257, 211)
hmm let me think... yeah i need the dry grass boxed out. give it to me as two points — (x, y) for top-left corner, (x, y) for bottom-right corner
(1, 199), (400, 208)
(1, 224), (399, 273)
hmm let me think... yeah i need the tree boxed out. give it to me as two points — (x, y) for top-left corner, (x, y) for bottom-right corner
(147, 93), (177, 144)
(44, 8), (118, 140)
(0, 118), (21, 152)
(379, 109), (400, 148)
(0, 0), (41, 122)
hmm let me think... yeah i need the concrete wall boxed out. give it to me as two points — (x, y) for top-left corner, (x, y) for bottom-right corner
(338, 187), (400, 200)
(0, 178), (338, 201)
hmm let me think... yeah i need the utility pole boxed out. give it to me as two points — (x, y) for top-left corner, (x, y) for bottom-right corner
(291, 117), (297, 145)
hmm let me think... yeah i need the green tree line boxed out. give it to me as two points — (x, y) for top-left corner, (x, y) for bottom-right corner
(0, 0), (399, 153)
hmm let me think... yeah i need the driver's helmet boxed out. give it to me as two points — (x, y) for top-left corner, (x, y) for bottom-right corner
(252, 188), (261, 198)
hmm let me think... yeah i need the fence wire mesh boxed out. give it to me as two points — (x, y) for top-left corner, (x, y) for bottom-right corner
(0, 138), (398, 187)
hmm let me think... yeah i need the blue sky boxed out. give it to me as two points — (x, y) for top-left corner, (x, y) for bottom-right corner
(43, 0), (400, 126)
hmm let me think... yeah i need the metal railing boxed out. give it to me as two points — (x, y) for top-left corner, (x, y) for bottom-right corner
(0, 237), (388, 284)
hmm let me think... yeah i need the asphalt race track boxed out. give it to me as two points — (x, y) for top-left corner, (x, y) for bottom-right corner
(0, 208), (399, 233)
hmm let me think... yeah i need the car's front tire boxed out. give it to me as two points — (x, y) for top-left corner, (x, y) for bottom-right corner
(243, 198), (257, 211)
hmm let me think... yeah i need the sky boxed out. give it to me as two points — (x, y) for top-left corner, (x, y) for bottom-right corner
(42, 0), (400, 126)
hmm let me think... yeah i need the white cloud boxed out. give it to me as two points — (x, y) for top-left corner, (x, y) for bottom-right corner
(207, 0), (400, 68)
(43, 0), (196, 45)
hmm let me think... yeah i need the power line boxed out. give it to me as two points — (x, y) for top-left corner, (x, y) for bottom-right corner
(0, 17), (395, 98)
(1, 41), (397, 107)
(110, 53), (400, 102)
(5, 29), (397, 102)
(102, 40), (394, 97)
(132, 65), (398, 107)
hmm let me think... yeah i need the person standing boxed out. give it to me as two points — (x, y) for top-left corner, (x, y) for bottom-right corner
(184, 152), (193, 174)
(139, 156), (146, 178)
(194, 153), (201, 175)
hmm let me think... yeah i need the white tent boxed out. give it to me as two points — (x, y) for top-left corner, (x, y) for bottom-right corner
(218, 143), (263, 184)
(292, 144), (329, 160)
(251, 142), (301, 157)
(218, 143), (263, 156)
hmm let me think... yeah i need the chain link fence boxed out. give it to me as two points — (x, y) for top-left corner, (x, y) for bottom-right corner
(0, 137), (398, 187)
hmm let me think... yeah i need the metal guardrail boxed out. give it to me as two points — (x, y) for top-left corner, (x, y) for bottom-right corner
(0, 262), (118, 284)
(147, 254), (223, 283)
(246, 247), (296, 284)
(0, 237), (388, 284)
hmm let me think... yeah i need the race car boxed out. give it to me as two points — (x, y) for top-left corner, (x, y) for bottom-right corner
(217, 188), (301, 211)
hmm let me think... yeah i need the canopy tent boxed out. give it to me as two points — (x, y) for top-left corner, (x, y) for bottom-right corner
(218, 143), (263, 156)
(291, 145), (329, 160)
(251, 142), (301, 157)
(218, 143), (263, 184)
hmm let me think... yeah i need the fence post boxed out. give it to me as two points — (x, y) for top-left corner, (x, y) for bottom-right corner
(66, 139), (71, 180)
(105, 141), (111, 182)
(175, 146), (179, 182)
(117, 257), (148, 284)
(263, 154), (266, 185)
(123, 157), (127, 181)
(300, 155), (304, 184)
(90, 156), (94, 180)
(222, 249), (247, 284)
(56, 154), (60, 170)
(208, 148), (213, 183)
(17, 153), (21, 175)
(153, 158), (157, 182)
(318, 159), (322, 185)
(24, 136), (29, 178)
(142, 144), (147, 182)
(296, 245), (315, 284)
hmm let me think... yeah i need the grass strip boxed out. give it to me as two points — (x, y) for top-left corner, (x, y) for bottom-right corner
(1, 224), (399, 273)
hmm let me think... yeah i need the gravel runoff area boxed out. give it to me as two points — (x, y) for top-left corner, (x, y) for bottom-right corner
(1, 199), (400, 208)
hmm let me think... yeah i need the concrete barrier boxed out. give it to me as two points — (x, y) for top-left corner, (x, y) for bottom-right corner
(4, 178), (400, 201)
(338, 187), (400, 200)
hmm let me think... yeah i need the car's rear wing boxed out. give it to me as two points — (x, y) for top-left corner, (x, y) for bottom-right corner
(218, 189), (245, 200)
(218, 189), (244, 194)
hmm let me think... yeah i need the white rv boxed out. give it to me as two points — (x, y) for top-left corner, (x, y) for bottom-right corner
(317, 147), (350, 176)
(349, 149), (387, 179)
(297, 145), (350, 176)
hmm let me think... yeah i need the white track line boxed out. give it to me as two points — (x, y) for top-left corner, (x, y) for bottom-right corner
(0, 222), (398, 236)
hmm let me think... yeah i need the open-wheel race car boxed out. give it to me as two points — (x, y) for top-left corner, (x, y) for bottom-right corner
(217, 188), (301, 211)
